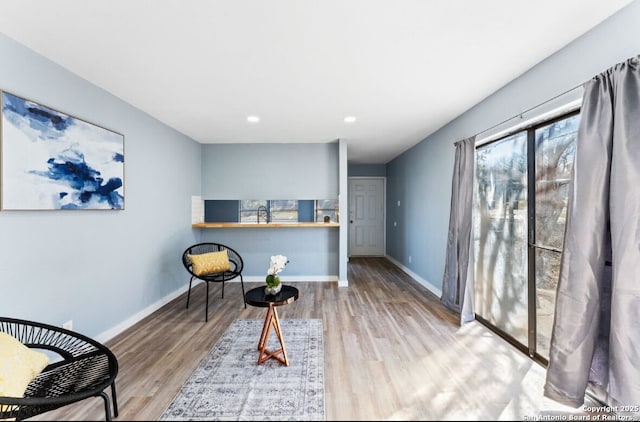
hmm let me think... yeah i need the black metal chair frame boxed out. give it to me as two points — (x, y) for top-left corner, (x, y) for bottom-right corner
(0, 317), (119, 421)
(182, 242), (247, 321)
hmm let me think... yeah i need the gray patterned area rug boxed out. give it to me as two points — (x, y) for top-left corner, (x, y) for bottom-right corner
(159, 318), (324, 421)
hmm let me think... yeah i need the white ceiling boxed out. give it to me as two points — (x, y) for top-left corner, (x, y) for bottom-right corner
(0, 0), (633, 163)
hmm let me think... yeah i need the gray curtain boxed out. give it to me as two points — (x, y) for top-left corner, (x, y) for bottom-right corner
(441, 136), (475, 322)
(544, 55), (640, 409)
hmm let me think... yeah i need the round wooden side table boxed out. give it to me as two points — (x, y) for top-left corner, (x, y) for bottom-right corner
(244, 285), (299, 366)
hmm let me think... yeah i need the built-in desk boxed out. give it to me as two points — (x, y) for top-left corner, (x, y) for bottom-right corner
(192, 222), (340, 229)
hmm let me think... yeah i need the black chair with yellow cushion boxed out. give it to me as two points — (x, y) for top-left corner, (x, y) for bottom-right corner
(182, 242), (247, 322)
(0, 317), (118, 421)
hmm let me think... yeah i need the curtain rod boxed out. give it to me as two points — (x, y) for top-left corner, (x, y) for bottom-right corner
(469, 82), (584, 143)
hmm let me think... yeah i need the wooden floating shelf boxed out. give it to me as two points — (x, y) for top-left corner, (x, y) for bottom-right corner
(192, 222), (340, 229)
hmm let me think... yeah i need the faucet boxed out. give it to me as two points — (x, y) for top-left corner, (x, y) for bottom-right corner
(257, 205), (270, 224)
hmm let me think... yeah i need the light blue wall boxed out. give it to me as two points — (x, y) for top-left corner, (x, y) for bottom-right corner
(199, 142), (342, 279)
(0, 34), (201, 340)
(385, 0), (640, 292)
(348, 164), (386, 177)
(200, 228), (339, 278)
(201, 143), (339, 199)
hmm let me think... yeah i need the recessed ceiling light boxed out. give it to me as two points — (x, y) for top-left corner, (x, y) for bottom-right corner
(344, 116), (356, 123)
(247, 115), (260, 123)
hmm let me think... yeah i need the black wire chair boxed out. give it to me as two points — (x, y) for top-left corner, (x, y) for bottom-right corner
(0, 316), (119, 421)
(182, 242), (247, 321)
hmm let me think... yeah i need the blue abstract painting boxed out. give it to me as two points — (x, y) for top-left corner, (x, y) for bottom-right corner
(1, 91), (124, 210)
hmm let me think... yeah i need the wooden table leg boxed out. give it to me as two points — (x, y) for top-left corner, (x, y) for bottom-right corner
(257, 304), (289, 366)
(257, 304), (273, 351)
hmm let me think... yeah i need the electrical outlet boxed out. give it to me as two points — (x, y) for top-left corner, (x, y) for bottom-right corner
(409, 255), (412, 263)
(62, 320), (73, 330)
(394, 221), (397, 227)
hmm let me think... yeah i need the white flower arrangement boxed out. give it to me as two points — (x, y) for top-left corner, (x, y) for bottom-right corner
(265, 254), (289, 294)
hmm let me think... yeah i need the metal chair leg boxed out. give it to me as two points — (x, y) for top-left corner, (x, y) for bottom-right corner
(186, 276), (194, 309)
(205, 281), (210, 322)
(240, 275), (247, 308)
(99, 391), (112, 421)
(111, 381), (118, 417)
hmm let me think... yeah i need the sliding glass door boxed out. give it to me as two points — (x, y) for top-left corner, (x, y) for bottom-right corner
(474, 111), (579, 362)
(531, 114), (578, 359)
(475, 132), (528, 345)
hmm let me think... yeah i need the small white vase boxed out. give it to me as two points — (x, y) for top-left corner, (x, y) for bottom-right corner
(265, 283), (282, 295)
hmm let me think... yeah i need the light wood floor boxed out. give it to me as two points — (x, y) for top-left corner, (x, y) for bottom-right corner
(35, 257), (586, 421)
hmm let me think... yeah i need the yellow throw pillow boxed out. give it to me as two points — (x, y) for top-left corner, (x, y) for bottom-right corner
(0, 332), (50, 398)
(188, 250), (231, 276)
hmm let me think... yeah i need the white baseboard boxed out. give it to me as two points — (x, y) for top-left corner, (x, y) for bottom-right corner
(94, 275), (338, 344)
(385, 255), (442, 298)
(94, 283), (191, 344)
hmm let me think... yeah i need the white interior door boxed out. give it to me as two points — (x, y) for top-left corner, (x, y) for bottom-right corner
(348, 177), (385, 256)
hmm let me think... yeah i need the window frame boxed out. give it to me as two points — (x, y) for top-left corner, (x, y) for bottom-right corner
(474, 108), (581, 366)
(239, 199), (299, 223)
(315, 199), (339, 223)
